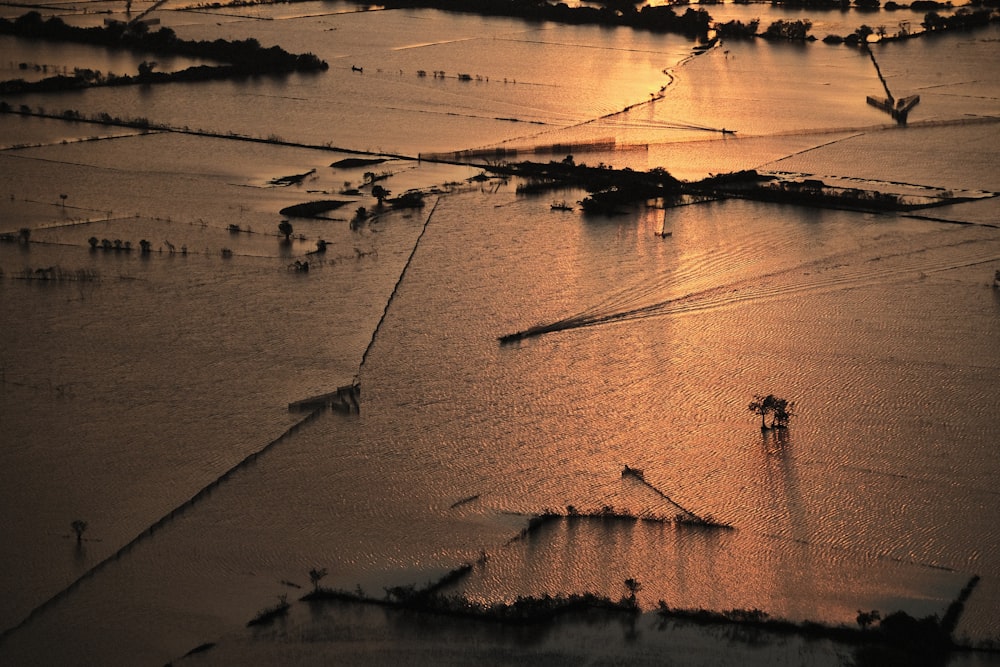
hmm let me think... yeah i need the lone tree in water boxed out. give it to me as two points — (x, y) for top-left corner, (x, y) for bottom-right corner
(308, 567), (327, 592)
(278, 219), (293, 241)
(371, 184), (389, 206)
(749, 394), (795, 429)
(623, 578), (642, 609)
(71, 519), (87, 543)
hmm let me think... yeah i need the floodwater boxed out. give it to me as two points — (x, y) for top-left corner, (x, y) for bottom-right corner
(0, 2), (999, 665)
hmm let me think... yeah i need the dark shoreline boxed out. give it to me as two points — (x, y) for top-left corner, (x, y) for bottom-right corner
(210, 568), (991, 667)
(0, 11), (327, 95)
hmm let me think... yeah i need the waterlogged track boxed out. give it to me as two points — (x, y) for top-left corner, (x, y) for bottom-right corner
(503, 227), (1000, 341)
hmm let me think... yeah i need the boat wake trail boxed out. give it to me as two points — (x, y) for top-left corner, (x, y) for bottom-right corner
(500, 238), (1000, 342)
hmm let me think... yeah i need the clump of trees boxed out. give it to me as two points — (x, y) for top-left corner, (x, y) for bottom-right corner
(922, 7), (995, 31)
(0, 12), (327, 94)
(761, 18), (814, 40)
(716, 18), (760, 39)
(387, 190), (426, 209)
(748, 394), (795, 429)
(378, 0), (712, 38)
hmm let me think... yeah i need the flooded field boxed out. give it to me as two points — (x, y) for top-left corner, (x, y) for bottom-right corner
(1, 3), (998, 665)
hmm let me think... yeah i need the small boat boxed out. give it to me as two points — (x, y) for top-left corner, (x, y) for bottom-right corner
(550, 201), (574, 211)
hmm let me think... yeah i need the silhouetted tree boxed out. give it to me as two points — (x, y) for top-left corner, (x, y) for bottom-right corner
(771, 397), (795, 428)
(278, 219), (293, 241)
(371, 184), (389, 205)
(749, 394), (775, 429)
(623, 578), (642, 608)
(71, 519), (87, 543)
(922, 11), (946, 30)
(137, 60), (157, 78)
(857, 609), (881, 630)
(750, 394), (795, 429)
(351, 206), (368, 230)
(309, 567), (327, 592)
(853, 24), (875, 43)
(717, 18), (759, 39)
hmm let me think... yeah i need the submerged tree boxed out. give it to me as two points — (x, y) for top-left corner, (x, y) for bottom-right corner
(762, 18), (812, 41)
(623, 578), (642, 609)
(857, 609), (881, 630)
(308, 567), (327, 592)
(71, 519), (87, 543)
(350, 206), (368, 230)
(137, 60), (157, 78)
(749, 394), (796, 429)
(371, 184), (390, 206)
(278, 219), (293, 241)
(771, 397), (795, 428)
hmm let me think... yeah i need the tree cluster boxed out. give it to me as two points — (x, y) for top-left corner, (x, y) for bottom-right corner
(0, 12), (327, 94)
(379, 0), (712, 37)
(716, 19), (760, 39)
(922, 7), (995, 30)
(761, 18), (814, 40)
(748, 394), (795, 429)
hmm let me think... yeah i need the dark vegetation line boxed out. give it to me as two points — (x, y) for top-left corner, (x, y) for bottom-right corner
(200, 481), (986, 660)
(242, 556), (988, 665)
(507, 507), (732, 546)
(0, 407), (326, 646)
(655, 573), (984, 658)
(359, 196), (441, 371)
(0, 105), (421, 165)
(367, 0), (713, 37)
(374, 0), (997, 46)
(0, 11), (327, 95)
(620, 465), (724, 525)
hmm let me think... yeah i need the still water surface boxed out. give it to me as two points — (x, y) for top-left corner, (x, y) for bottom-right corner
(0, 3), (998, 664)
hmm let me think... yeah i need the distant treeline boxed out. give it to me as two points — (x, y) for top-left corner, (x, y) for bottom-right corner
(718, 5), (996, 41)
(379, 0), (713, 37)
(376, 0), (997, 43)
(0, 11), (327, 94)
